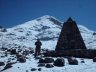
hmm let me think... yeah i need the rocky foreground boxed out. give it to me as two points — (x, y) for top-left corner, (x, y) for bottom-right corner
(0, 47), (96, 72)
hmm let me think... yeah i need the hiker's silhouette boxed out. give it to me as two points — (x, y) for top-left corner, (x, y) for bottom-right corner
(34, 39), (42, 57)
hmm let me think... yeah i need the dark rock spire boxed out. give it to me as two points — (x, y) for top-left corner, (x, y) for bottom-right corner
(67, 17), (73, 22)
(55, 17), (86, 53)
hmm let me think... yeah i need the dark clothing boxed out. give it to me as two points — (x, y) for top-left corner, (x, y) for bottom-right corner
(34, 40), (42, 57)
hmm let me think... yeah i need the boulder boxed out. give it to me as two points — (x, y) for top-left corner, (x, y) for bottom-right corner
(0, 62), (5, 66)
(38, 57), (54, 63)
(31, 68), (37, 71)
(38, 58), (45, 63)
(53, 58), (65, 67)
(18, 57), (26, 63)
(93, 57), (96, 62)
(17, 55), (26, 63)
(45, 64), (54, 68)
(38, 63), (45, 67)
(44, 57), (54, 63)
(38, 68), (42, 71)
(16, 54), (22, 59)
(81, 60), (85, 63)
(11, 49), (17, 55)
(67, 57), (78, 65)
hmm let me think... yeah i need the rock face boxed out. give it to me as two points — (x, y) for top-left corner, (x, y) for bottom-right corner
(55, 17), (86, 52)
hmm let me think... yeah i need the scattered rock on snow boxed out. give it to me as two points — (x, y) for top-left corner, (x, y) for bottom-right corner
(16, 54), (26, 63)
(38, 58), (45, 63)
(53, 58), (65, 67)
(38, 63), (45, 67)
(38, 68), (42, 71)
(0, 62), (5, 66)
(31, 68), (37, 71)
(93, 57), (96, 62)
(81, 60), (85, 63)
(67, 57), (78, 65)
(1, 62), (16, 71)
(10, 49), (17, 55)
(44, 57), (54, 63)
(45, 64), (54, 68)
(38, 57), (54, 63)
(17, 56), (26, 63)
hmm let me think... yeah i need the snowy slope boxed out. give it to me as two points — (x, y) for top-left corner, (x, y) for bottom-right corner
(0, 15), (96, 50)
(78, 25), (96, 49)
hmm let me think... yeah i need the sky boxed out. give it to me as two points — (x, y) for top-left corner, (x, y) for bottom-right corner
(0, 0), (96, 31)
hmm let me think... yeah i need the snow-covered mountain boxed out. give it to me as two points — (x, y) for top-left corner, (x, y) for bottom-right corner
(0, 15), (96, 72)
(0, 15), (96, 50)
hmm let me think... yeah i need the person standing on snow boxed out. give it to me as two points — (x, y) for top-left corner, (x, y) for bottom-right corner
(34, 39), (42, 57)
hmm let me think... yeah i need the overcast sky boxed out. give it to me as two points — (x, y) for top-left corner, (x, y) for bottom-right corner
(0, 0), (96, 31)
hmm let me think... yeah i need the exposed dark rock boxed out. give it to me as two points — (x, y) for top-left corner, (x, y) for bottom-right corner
(1, 62), (16, 71)
(18, 57), (26, 63)
(30, 50), (34, 54)
(48, 17), (62, 26)
(67, 57), (78, 65)
(81, 60), (85, 63)
(55, 17), (86, 57)
(43, 50), (55, 57)
(26, 70), (29, 72)
(93, 57), (96, 62)
(45, 64), (54, 68)
(3, 63), (12, 70)
(38, 68), (42, 71)
(38, 57), (54, 63)
(53, 58), (65, 67)
(35, 56), (41, 59)
(7, 49), (11, 52)
(2, 28), (7, 32)
(31, 68), (37, 71)
(8, 58), (11, 63)
(81, 59), (85, 63)
(12, 58), (15, 60)
(17, 49), (22, 53)
(16, 55), (26, 63)
(42, 26), (50, 30)
(11, 49), (17, 55)
(38, 58), (45, 63)
(16, 54), (22, 59)
(23, 50), (30, 56)
(0, 62), (5, 66)
(1, 47), (7, 51)
(38, 63), (45, 67)
(44, 57), (54, 63)
(0, 27), (7, 32)
(93, 32), (96, 35)
(1, 55), (5, 58)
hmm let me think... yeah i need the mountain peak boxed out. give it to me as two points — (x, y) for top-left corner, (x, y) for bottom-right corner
(67, 17), (73, 22)
(36, 15), (56, 20)
(40, 15), (52, 18)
